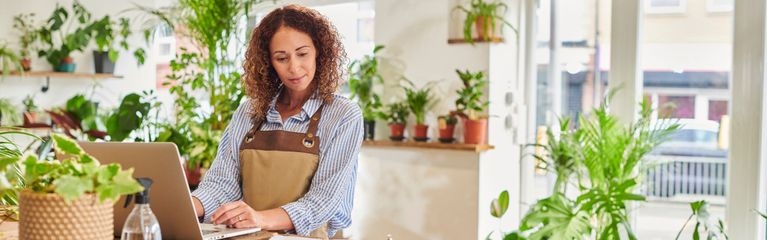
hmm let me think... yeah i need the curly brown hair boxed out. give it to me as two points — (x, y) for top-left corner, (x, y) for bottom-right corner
(242, 4), (347, 121)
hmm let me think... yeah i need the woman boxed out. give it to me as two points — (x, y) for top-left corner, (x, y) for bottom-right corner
(191, 4), (363, 238)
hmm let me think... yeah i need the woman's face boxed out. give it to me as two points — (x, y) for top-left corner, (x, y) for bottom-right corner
(269, 26), (317, 94)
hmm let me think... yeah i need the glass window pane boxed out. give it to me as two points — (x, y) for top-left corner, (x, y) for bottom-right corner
(638, 0), (731, 238)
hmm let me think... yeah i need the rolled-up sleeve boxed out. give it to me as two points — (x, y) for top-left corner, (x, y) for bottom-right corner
(281, 106), (363, 236)
(191, 102), (251, 222)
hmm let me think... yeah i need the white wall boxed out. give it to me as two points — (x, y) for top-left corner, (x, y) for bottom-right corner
(0, 0), (156, 113)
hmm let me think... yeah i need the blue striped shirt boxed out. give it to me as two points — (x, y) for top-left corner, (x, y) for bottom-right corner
(192, 92), (363, 236)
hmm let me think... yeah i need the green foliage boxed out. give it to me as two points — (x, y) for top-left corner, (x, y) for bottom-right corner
(677, 200), (728, 240)
(132, 0), (265, 170)
(106, 93), (152, 141)
(349, 45), (385, 121)
(64, 94), (98, 127)
(0, 99), (21, 127)
(0, 129), (39, 209)
(36, 1), (95, 66)
(492, 95), (680, 240)
(380, 101), (410, 124)
(454, 0), (517, 44)
(12, 13), (39, 58)
(455, 69), (489, 120)
(22, 95), (38, 113)
(402, 80), (437, 125)
(491, 190), (509, 218)
(0, 130), (142, 204)
(91, 16), (144, 64)
(0, 42), (23, 77)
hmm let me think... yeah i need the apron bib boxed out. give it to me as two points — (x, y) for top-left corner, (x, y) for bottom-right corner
(239, 105), (329, 239)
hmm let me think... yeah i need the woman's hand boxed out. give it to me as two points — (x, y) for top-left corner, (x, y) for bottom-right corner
(211, 200), (263, 228)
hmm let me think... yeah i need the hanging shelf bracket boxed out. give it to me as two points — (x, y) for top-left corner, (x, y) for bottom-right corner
(41, 76), (50, 93)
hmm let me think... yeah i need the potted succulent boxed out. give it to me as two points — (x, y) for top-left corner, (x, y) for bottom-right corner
(437, 114), (458, 143)
(91, 16), (144, 73)
(348, 45), (385, 140)
(455, 69), (489, 144)
(380, 101), (410, 141)
(0, 130), (143, 239)
(454, 0), (518, 44)
(12, 13), (38, 71)
(403, 80), (437, 142)
(37, 2), (97, 72)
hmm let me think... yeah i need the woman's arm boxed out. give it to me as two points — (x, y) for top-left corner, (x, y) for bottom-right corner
(190, 102), (252, 222)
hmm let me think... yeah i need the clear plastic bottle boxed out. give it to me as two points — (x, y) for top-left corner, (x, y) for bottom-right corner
(121, 178), (162, 240)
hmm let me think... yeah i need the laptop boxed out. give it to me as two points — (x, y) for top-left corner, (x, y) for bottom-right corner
(79, 142), (261, 240)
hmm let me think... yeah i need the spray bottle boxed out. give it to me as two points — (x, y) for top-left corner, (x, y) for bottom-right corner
(121, 177), (162, 240)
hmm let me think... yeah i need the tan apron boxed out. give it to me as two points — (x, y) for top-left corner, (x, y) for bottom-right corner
(239, 105), (329, 239)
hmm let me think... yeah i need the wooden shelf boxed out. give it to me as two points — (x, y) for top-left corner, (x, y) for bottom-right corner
(9, 71), (123, 79)
(6, 71), (122, 93)
(362, 140), (494, 152)
(447, 37), (504, 44)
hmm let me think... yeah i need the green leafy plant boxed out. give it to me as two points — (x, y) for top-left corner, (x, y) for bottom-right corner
(131, 0), (265, 170)
(349, 45), (385, 122)
(106, 92), (152, 142)
(380, 101), (410, 124)
(455, 69), (489, 120)
(0, 129), (39, 209)
(676, 200), (728, 240)
(0, 42), (23, 77)
(402, 80), (437, 125)
(12, 13), (39, 59)
(0, 99), (21, 127)
(498, 95), (680, 240)
(91, 16), (146, 64)
(1, 133), (144, 202)
(22, 95), (38, 113)
(36, 1), (96, 67)
(454, 0), (517, 44)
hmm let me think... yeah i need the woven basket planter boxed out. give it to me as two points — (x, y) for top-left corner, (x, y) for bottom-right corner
(19, 190), (113, 240)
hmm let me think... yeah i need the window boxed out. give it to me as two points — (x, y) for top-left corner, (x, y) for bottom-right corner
(645, 0), (686, 14)
(707, 0), (733, 12)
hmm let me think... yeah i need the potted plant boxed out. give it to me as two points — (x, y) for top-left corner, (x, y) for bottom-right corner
(0, 130), (143, 239)
(91, 16), (144, 73)
(0, 42), (24, 77)
(454, 0), (518, 44)
(37, 2), (96, 72)
(22, 94), (39, 125)
(437, 114), (458, 143)
(380, 101), (410, 141)
(486, 98), (680, 239)
(455, 69), (489, 144)
(12, 13), (38, 72)
(403, 80), (437, 142)
(348, 45), (385, 140)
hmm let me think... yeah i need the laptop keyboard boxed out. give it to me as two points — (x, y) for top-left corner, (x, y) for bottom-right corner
(202, 230), (217, 235)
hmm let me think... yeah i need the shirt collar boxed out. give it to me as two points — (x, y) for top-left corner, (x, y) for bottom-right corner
(266, 89), (322, 123)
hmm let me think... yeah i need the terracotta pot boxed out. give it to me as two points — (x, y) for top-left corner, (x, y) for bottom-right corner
(389, 123), (406, 141)
(20, 191), (113, 240)
(21, 57), (31, 71)
(475, 16), (495, 40)
(438, 124), (456, 143)
(413, 124), (429, 141)
(463, 118), (488, 145)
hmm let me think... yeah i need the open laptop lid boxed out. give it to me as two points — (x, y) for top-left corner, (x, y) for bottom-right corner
(79, 142), (210, 240)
